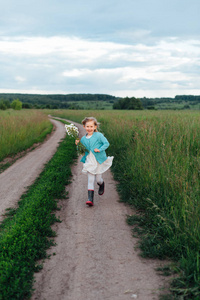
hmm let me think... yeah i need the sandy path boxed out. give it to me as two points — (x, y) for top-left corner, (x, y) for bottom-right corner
(0, 118), (66, 222)
(32, 119), (169, 300)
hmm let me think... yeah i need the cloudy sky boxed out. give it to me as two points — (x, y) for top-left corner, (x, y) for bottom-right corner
(0, 0), (200, 98)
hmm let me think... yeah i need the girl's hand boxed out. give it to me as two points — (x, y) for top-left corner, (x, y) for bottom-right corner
(94, 148), (100, 153)
(75, 139), (80, 145)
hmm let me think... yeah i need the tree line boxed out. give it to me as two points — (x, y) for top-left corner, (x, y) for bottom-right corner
(0, 93), (118, 110)
(0, 93), (200, 110)
(141, 95), (200, 109)
(0, 94), (144, 110)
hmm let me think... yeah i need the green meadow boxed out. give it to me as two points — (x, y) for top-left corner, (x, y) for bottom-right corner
(49, 109), (200, 299)
(0, 110), (52, 163)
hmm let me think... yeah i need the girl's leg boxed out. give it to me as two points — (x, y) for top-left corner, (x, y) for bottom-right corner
(96, 174), (103, 185)
(86, 172), (95, 206)
(87, 172), (95, 190)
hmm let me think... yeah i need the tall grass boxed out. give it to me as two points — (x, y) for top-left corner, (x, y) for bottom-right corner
(0, 110), (52, 162)
(49, 109), (200, 298)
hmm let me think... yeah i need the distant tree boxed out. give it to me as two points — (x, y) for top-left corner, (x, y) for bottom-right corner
(11, 99), (22, 110)
(113, 97), (143, 110)
(33, 104), (41, 109)
(0, 99), (11, 110)
(69, 104), (81, 110)
(22, 103), (32, 109)
(2, 99), (11, 109)
(0, 100), (7, 110)
(147, 106), (155, 110)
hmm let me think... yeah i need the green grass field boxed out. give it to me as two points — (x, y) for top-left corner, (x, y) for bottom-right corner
(0, 110), (53, 163)
(48, 109), (200, 299)
(1, 108), (199, 298)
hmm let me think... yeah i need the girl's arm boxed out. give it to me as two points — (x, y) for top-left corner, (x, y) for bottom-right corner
(98, 133), (109, 152)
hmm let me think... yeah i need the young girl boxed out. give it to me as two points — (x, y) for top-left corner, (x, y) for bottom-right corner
(76, 117), (113, 206)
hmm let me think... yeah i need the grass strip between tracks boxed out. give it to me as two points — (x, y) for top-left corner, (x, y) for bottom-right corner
(0, 132), (77, 299)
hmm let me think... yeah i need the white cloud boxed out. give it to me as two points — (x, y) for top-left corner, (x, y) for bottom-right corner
(0, 35), (200, 97)
(0, 36), (127, 59)
(63, 68), (121, 78)
(15, 76), (26, 82)
(63, 69), (88, 77)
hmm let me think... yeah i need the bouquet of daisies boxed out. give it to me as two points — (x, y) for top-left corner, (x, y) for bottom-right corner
(65, 124), (87, 155)
(65, 123), (79, 138)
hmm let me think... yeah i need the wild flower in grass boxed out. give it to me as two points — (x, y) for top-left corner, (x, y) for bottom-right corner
(65, 124), (86, 155)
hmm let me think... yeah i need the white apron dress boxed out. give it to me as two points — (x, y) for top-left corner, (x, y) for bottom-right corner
(82, 151), (114, 175)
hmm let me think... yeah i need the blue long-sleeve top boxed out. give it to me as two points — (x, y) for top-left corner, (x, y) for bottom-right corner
(80, 132), (109, 164)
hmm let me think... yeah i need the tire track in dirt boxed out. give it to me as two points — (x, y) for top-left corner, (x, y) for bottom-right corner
(32, 119), (169, 300)
(0, 118), (66, 222)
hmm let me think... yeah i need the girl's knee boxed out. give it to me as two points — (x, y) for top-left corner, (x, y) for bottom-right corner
(96, 174), (103, 185)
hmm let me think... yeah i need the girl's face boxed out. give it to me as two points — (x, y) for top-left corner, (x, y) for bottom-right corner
(83, 120), (97, 136)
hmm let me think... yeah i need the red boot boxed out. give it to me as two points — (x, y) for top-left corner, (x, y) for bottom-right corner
(86, 190), (94, 206)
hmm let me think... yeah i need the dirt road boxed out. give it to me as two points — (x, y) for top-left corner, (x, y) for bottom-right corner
(31, 119), (169, 300)
(0, 118), (66, 222)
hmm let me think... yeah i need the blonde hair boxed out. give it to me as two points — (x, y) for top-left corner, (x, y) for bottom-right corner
(82, 117), (99, 132)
